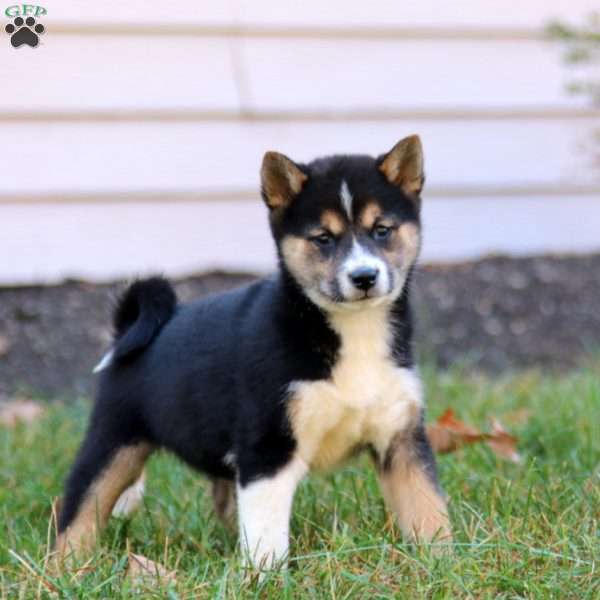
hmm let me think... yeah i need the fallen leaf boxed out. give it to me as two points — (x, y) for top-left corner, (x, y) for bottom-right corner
(127, 553), (176, 588)
(426, 409), (485, 453)
(486, 418), (522, 464)
(0, 398), (44, 428)
(437, 409), (484, 439)
(425, 424), (456, 454)
(427, 410), (521, 463)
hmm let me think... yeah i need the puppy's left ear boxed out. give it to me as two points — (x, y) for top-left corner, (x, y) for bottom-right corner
(378, 135), (425, 198)
(261, 151), (308, 211)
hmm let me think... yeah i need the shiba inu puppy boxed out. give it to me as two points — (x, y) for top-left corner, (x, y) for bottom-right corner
(55, 135), (451, 568)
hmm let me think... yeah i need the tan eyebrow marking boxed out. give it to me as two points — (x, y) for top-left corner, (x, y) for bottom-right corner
(320, 210), (346, 236)
(359, 201), (383, 229)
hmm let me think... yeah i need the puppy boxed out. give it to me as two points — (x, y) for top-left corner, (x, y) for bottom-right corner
(55, 135), (451, 568)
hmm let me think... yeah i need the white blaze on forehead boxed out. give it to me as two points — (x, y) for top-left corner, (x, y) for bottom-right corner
(340, 180), (353, 220)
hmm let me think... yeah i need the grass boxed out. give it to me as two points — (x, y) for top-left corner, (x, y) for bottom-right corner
(1, 364), (599, 599)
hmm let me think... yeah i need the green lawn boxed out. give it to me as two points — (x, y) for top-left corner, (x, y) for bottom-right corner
(1, 365), (599, 599)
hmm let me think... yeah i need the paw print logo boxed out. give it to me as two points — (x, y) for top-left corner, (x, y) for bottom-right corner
(5, 16), (45, 48)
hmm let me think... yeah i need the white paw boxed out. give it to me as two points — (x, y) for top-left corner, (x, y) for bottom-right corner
(112, 473), (145, 517)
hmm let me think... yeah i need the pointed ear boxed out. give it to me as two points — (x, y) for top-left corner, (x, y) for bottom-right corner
(378, 135), (425, 197)
(260, 151), (308, 210)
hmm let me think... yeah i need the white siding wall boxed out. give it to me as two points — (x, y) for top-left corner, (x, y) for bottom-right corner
(1, 0), (598, 283)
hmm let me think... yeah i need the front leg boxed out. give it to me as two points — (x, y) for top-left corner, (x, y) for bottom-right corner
(376, 419), (452, 547)
(236, 456), (307, 569)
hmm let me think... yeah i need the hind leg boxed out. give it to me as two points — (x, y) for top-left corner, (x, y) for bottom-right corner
(112, 470), (146, 518)
(56, 433), (151, 558)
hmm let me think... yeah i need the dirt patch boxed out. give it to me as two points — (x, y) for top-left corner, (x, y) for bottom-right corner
(1, 255), (599, 399)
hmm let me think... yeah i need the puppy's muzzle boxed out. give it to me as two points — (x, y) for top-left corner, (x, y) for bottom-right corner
(349, 266), (379, 292)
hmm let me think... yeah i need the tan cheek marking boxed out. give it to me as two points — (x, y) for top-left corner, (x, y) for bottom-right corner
(54, 444), (151, 559)
(358, 202), (383, 230)
(281, 236), (328, 287)
(321, 211), (345, 236)
(384, 222), (421, 268)
(398, 222), (421, 265)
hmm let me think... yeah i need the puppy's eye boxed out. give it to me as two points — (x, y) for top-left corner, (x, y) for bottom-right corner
(373, 224), (392, 240)
(311, 232), (334, 247)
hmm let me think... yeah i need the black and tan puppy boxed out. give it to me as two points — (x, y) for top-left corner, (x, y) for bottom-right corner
(56, 135), (452, 568)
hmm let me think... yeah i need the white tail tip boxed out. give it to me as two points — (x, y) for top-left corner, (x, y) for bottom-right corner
(93, 348), (115, 373)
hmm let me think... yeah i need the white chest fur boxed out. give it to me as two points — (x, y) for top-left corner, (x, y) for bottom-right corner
(288, 306), (423, 471)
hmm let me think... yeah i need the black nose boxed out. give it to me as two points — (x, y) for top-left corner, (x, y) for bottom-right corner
(350, 267), (379, 291)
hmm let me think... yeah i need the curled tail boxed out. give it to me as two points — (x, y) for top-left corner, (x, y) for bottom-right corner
(94, 277), (177, 373)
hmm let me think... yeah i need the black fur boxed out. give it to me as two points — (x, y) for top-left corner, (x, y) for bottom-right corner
(58, 149), (438, 538)
(112, 277), (177, 362)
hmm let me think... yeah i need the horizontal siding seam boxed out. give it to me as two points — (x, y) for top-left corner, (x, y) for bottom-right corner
(1, 185), (599, 205)
(45, 24), (545, 41)
(0, 108), (597, 123)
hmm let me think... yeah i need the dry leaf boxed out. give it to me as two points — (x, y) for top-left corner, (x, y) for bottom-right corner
(426, 409), (485, 453)
(0, 398), (45, 428)
(437, 409), (484, 439)
(427, 410), (521, 463)
(127, 553), (176, 588)
(486, 418), (522, 464)
(425, 424), (456, 454)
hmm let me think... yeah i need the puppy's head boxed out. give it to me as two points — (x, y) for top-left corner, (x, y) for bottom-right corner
(261, 135), (424, 312)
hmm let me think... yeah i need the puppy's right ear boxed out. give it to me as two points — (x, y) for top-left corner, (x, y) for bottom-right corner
(261, 151), (307, 210)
